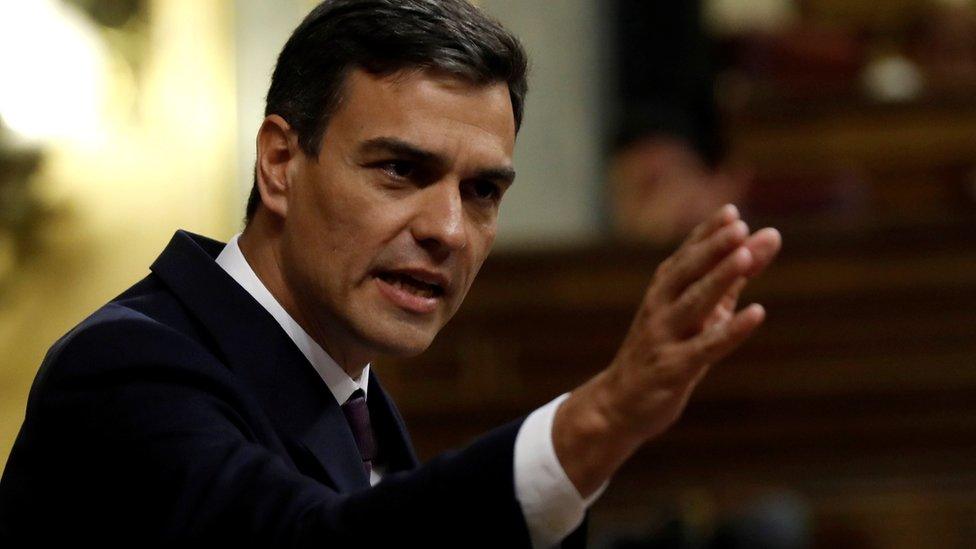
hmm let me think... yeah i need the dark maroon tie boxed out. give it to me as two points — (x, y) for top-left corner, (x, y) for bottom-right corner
(341, 389), (376, 476)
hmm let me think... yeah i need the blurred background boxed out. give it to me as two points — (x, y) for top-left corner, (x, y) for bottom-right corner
(2, 0), (976, 547)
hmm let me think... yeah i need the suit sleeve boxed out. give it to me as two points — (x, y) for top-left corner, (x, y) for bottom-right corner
(0, 316), (534, 547)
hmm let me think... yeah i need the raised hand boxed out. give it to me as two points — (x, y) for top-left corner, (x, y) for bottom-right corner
(553, 205), (781, 498)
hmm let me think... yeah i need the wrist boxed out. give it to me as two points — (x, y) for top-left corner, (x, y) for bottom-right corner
(552, 371), (643, 498)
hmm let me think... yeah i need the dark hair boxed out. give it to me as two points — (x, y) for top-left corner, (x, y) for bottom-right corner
(245, 0), (529, 223)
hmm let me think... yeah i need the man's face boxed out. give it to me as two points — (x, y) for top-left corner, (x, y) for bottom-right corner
(278, 68), (516, 365)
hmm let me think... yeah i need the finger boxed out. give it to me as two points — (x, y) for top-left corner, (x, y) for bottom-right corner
(744, 227), (782, 277)
(688, 303), (766, 365)
(668, 246), (754, 336)
(686, 203), (739, 245)
(720, 276), (748, 313)
(656, 219), (749, 300)
(703, 276), (747, 330)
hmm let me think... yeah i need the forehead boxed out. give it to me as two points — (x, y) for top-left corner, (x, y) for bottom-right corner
(321, 68), (516, 162)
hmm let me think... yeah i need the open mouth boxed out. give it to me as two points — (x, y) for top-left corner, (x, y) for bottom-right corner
(375, 271), (445, 299)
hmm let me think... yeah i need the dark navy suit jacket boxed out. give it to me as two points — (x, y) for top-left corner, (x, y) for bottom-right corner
(0, 231), (588, 547)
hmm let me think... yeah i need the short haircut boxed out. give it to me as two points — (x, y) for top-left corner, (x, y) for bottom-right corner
(245, 0), (529, 223)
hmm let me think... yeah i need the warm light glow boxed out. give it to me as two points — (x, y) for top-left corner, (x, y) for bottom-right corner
(705, 0), (797, 36)
(0, 0), (108, 143)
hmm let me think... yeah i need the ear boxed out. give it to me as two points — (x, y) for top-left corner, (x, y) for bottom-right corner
(255, 114), (300, 219)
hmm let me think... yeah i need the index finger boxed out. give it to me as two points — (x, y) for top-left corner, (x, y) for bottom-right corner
(687, 204), (740, 245)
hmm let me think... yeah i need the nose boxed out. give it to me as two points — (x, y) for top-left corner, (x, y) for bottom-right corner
(410, 181), (467, 257)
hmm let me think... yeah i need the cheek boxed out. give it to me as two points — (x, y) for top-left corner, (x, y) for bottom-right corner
(470, 221), (496, 263)
(459, 224), (496, 286)
(299, 179), (376, 243)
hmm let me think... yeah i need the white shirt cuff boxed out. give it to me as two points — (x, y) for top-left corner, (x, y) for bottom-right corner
(514, 393), (610, 548)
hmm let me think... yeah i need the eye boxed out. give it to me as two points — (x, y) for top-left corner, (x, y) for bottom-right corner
(465, 179), (502, 203)
(381, 160), (416, 179)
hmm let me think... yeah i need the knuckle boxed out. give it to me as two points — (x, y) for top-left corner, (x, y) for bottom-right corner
(644, 284), (664, 306)
(710, 224), (742, 254)
(655, 257), (674, 278)
(634, 303), (655, 327)
(702, 336), (723, 356)
(668, 298), (691, 329)
(669, 258), (691, 283)
(680, 282), (707, 315)
(648, 350), (685, 386)
(695, 330), (723, 357)
(685, 277), (704, 299)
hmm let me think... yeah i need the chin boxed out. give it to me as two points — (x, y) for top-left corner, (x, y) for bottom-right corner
(370, 337), (434, 359)
(355, 320), (439, 359)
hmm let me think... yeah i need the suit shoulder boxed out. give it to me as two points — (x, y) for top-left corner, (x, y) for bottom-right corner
(34, 300), (231, 397)
(53, 299), (207, 357)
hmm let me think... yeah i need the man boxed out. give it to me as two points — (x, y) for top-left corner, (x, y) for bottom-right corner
(608, 0), (750, 244)
(0, 0), (781, 547)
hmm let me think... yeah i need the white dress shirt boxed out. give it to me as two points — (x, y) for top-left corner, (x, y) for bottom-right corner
(215, 234), (605, 548)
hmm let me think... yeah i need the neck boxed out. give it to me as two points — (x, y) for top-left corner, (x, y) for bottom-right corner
(239, 214), (371, 380)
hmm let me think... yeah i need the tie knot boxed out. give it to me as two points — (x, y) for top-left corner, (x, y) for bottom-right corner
(344, 388), (366, 407)
(341, 389), (376, 473)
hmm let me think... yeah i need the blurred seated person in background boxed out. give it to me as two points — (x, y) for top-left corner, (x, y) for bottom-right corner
(607, 0), (750, 245)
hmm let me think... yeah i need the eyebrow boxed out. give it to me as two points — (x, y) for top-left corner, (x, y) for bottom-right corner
(358, 136), (517, 185)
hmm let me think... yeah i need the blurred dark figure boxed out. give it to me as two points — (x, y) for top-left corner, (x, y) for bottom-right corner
(710, 492), (810, 549)
(612, 0), (717, 165)
(0, 118), (44, 290)
(608, 0), (749, 244)
(607, 491), (810, 549)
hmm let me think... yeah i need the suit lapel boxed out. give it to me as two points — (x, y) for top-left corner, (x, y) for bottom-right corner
(150, 230), (370, 493)
(367, 370), (420, 473)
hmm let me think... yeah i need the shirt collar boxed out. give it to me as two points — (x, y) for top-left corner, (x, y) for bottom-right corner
(215, 233), (368, 405)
